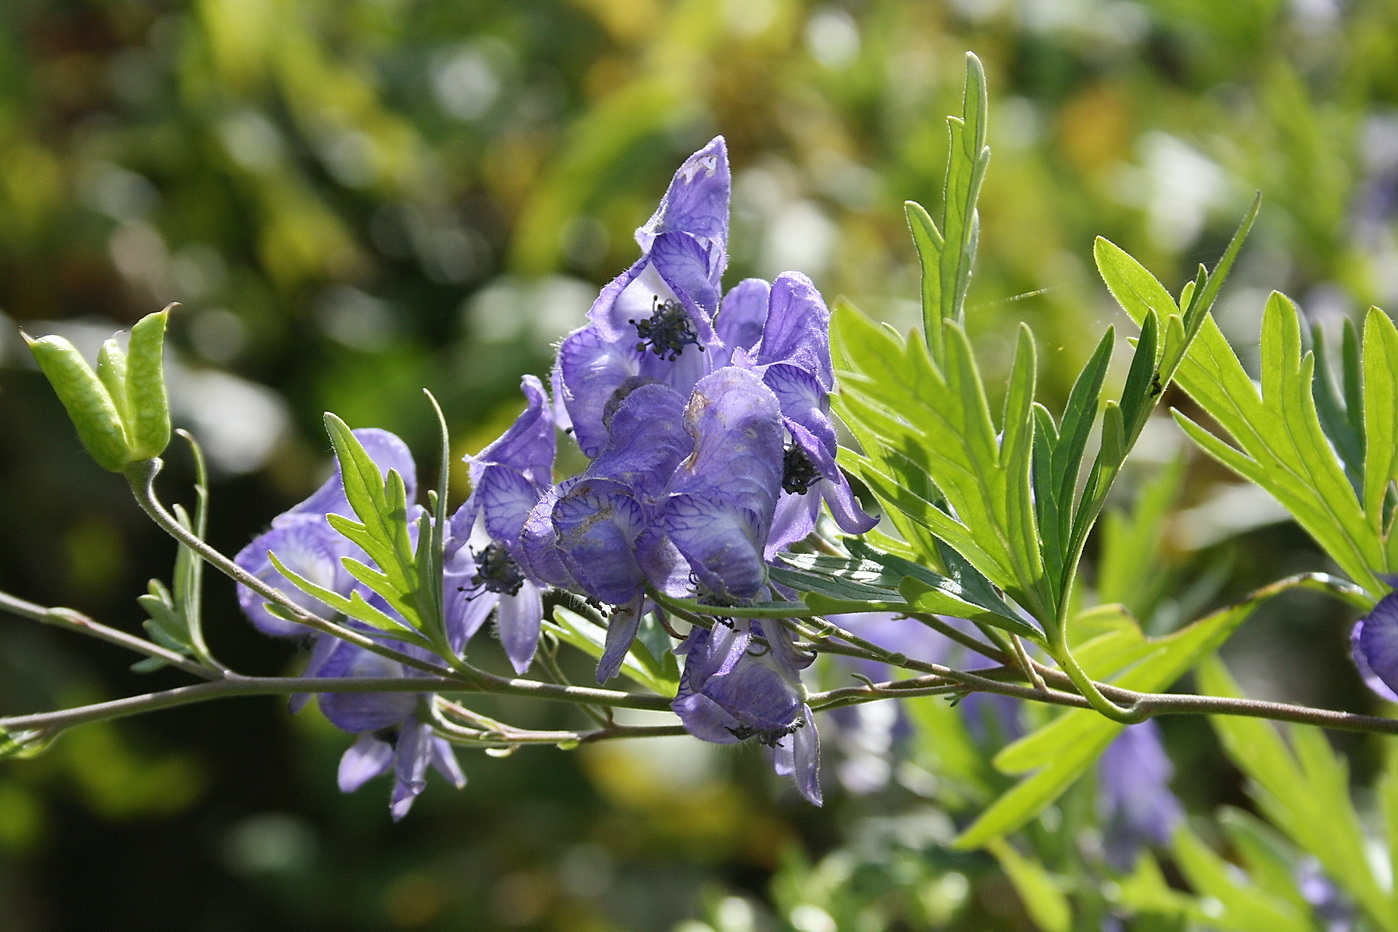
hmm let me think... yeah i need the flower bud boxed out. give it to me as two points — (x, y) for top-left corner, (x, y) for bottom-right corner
(124, 306), (172, 460)
(22, 304), (174, 471)
(24, 332), (134, 472)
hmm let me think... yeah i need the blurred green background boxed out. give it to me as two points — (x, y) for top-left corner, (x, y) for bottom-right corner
(2, 0), (1396, 929)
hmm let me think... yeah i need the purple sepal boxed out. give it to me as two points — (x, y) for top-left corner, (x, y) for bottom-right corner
(596, 595), (644, 683)
(1098, 720), (1182, 871)
(552, 478), (650, 605)
(235, 514), (355, 638)
(314, 641), (418, 734)
(497, 581), (544, 675)
(1354, 590), (1398, 701)
(339, 733), (395, 793)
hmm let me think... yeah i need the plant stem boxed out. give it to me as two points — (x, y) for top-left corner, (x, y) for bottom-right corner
(125, 458), (453, 678)
(0, 589), (216, 680)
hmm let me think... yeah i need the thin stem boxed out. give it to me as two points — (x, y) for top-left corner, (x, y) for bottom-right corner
(0, 670), (672, 735)
(0, 589), (217, 680)
(125, 458), (454, 678)
(1012, 635), (1048, 692)
(1049, 626), (1144, 723)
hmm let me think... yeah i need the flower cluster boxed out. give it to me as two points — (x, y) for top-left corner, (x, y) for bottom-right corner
(234, 137), (875, 812)
(234, 429), (466, 820)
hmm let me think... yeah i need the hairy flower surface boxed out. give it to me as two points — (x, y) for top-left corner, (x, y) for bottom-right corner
(673, 619), (821, 805)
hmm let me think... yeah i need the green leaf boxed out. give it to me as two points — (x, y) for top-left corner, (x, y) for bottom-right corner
(323, 413), (438, 635)
(1217, 809), (1312, 916)
(1093, 236), (1179, 325)
(1311, 322), (1364, 490)
(987, 839), (1072, 932)
(266, 551), (428, 646)
(1167, 294), (1382, 595)
(1199, 656), (1398, 932)
(1172, 823), (1313, 932)
(1362, 307), (1398, 541)
(546, 607), (676, 695)
(954, 585), (1283, 849)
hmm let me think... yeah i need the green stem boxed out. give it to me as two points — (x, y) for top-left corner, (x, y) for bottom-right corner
(0, 589), (216, 680)
(125, 458), (453, 678)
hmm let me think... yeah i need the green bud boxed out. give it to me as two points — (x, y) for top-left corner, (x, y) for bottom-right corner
(124, 305), (173, 460)
(24, 332), (134, 472)
(96, 337), (130, 423)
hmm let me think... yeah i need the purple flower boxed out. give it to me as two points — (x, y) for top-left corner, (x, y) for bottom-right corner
(717, 272), (877, 555)
(1351, 589), (1398, 701)
(296, 632), (465, 821)
(234, 429), (415, 638)
(1097, 719), (1181, 871)
(446, 375), (556, 673)
(673, 619), (821, 805)
(554, 138), (730, 457)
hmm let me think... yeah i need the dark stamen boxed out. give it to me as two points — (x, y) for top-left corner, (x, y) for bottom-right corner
(471, 543), (527, 596)
(631, 296), (703, 361)
(726, 718), (804, 748)
(781, 443), (820, 495)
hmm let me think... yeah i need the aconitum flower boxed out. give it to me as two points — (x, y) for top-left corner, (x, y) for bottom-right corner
(235, 429), (467, 817)
(554, 137), (730, 456)
(446, 375), (555, 673)
(303, 632), (464, 821)
(716, 272), (877, 555)
(1351, 588), (1398, 701)
(673, 619), (821, 805)
(234, 429), (415, 638)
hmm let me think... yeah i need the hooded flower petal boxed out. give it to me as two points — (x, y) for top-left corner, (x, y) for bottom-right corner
(1353, 590), (1398, 701)
(234, 514), (354, 637)
(658, 368), (784, 602)
(557, 140), (731, 452)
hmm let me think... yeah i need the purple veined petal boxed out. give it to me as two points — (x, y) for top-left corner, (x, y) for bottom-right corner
(771, 704), (823, 806)
(647, 230), (723, 318)
(714, 278), (772, 367)
(634, 525), (690, 597)
(1354, 592), (1398, 701)
(596, 594), (644, 683)
(555, 324), (642, 458)
(338, 733), (395, 793)
(637, 136), (730, 255)
(660, 494), (769, 603)
(497, 581), (544, 674)
(390, 719), (433, 821)
(519, 479), (582, 590)
(473, 466), (548, 550)
(290, 428), (418, 523)
(235, 514), (350, 638)
(660, 369), (784, 596)
(552, 478), (650, 605)
(429, 735), (467, 790)
(672, 367), (784, 503)
(587, 381), (692, 500)
(764, 364), (835, 447)
(316, 644), (419, 734)
(783, 417), (877, 536)
(466, 375), (555, 493)
(754, 272), (833, 389)
(766, 490), (819, 559)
